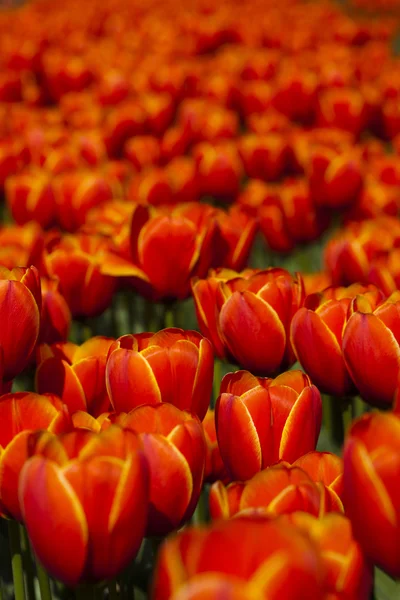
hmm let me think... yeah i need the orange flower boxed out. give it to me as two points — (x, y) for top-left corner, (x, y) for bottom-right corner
(202, 409), (229, 484)
(238, 133), (289, 182)
(192, 268), (304, 374)
(291, 284), (384, 397)
(39, 276), (71, 344)
(0, 392), (71, 520)
(0, 265), (41, 381)
(5, 169), (57, 229)
(122, 403), (206, 536)
(193, 141), (243, 202)
(106, 328), (213, 421)
(280, 513), (373, 600)
(43, 234), (120, 318)
(216, 370), (322, 481)
(343, 411), (400, 578)
(152, 518), (324, 600)
(209, 464), (343, 520)
(19, 426), (149, 585)
(36, 337), (114, 416)
(342, 291), (400, 407)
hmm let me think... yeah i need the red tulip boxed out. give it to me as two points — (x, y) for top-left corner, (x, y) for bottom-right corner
(106, 328), (213, 421)
(152, 518), (325, 600)
(192, 268), (305, 374)
(202, 409), (229, 484)
(39, 276), (71, 344)
(5, 170), (56, 229)
(342, 291), (400, 407)
(0, 265), (41, 381)
(209, 464), (343, 520)
(216, 370), (322, 481)
(343, 411), (400, 577)
(36, 337), (114, 416)
(291, 284), (384, 397)
(19, 426), (149, 585)
(122, 403), (206, 536)
(0, 392), (71, 520)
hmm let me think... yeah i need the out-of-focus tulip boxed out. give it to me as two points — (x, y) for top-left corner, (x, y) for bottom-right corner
(103, 203), (221, 302)
(19, 426), (149, 585)
(152, 517), (325, 600)
(0, 265), (41, 381)
(316, 88), (368, 138)
(36, 337), (114, 416)
(302, 272), (332, 296)
(122, 403), (206, 536)
(291, 284), (384, 397)
(43, 234), (120, 318)
(39, 276), (71, 344)
(342, 291), (400, 407)
(343, 411), (400, 578)
(192, 268), (304, 375)
(209, 463), (343, 520)
(280, 513), (373, 600)
(0, 392), (71, 520)
(202, 409), (229, 484)
(238, 133), (289, 181)
(193, 141), (243, 202)
(124, 136), (160, 171)
(0, 222), (44, 270)
(106, 328), (213, 421)
(5, 170), (57, 229)
(216, 370), (322, 481)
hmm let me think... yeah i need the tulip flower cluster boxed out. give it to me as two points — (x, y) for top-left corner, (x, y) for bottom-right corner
(0, 0), (399, 598)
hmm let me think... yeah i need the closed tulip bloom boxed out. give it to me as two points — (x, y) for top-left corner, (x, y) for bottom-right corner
(43, 234), (119, 318)
(342, 291), (400, 407)
(36, 337), (114, 416)
(202, 409), (229, 484)
(39, 276), (71, 344)
(106, 328), (213, 421)
(5, 169), (57, 229)
(19, 426), (149, 586)
(0, 265), (41, 381)
(192, 268), (305, 375)
(291, 284), (384, 397)
(152, 518), (324, 600)
(209, 464), (343, 520)
(216, 370), (322, 481)
(280, 513), (373, 600)
(343, 411), (400, 578)
(292, 451), (343, 499)
(0, 392), (71, 520)
(122, 403), (206, 536)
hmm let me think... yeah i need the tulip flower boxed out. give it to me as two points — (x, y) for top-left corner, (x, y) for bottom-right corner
(209, 464), (343, 520)
(343, 411), (400, 578)
(202, 409), (229, 484)
(238, 133), (289, 181)
(192, 268), (305, 375)
(43, 234), (120, 318)
(292, 451), (343, 498)
(106, 328), (213, 421)
(0, 392), (71, 520)
(0, 222), (44, 270)
(19, 426), (149, 586)
(36, 337), (114, 416)
(291, 284), (384, 397)
(342, 291), (400, 407)
(122, 403), (206, 536)
(316, 88), (368, 138)
(280, 513), (373, 599)
(216, 370), (322, 481)
(193, 141), (243, 202)
(39, 276), (71, 344)
(0, 265), (41, 381)
(152, 518), (325, 600)
(5, 169), (57, 228)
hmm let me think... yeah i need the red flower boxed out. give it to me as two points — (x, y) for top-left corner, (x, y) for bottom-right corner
(106, 328), (213, 421)
(216, 370), (322, 480)
(122, 403), (206, 536)
(343, 411), (400, 578)
(19, 426), (149, 585)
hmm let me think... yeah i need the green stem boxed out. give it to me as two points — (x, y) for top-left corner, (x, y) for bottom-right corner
(328, 396), (345, 447)
(164, 303), (177, 329)
(192, 486), (209, 525)
(341, 398), (354, 438)
(35, 555), (53, 600)
(212, 359), (222, 409)
(144, 301), (159, 333)
(8, 519), (26, 600)
(108, 581), (118, 600)
(20, 525), (37, 600)
(75, 585), (95, 600)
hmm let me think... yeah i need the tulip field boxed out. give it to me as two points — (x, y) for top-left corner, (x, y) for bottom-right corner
(1, 0), (400, 598)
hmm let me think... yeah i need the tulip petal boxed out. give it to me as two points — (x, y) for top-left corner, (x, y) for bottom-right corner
(106, 348), (161, 412)
(36, 358), (87, 413)
(220, 291), (286, 375)
(291, 308), (354, 396)
(19, 457), (88, 586)
(73, 357), (110, 417)
(343, 313), (400, 407)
